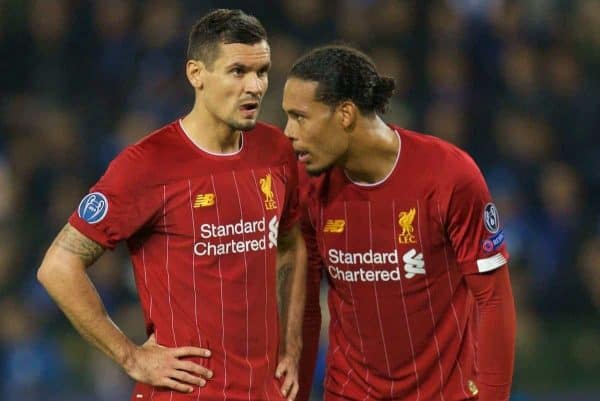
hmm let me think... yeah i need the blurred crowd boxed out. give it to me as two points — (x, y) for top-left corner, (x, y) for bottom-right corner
(0, 0), (599, 400)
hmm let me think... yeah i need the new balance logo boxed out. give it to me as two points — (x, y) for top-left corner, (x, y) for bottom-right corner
(403, 248), (425, 278)
(323, 219), (345, 233)
(194, 194), (215, 208)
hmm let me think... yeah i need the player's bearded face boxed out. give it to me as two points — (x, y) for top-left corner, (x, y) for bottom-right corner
(282, 78), (349, 175)
(200, 41), (271, 131)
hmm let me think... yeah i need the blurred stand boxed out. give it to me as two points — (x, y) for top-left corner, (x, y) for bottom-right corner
(1, 1), (598, 400)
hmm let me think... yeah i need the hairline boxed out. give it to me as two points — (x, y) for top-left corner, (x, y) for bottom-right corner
(287, 74), (371, 115)
(193, 38), (269, 70)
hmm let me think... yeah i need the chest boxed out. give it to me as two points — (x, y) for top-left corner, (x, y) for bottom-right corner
(156, 166), (287, 242)
(311, 188), (449, 285)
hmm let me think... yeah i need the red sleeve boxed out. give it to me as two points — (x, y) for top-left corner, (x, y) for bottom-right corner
(68, 146), (160, 249)
(297, 168), (323, 401)
(278, 148), (301, 234)
(465, 265), (516, 401)
(444, 150), (509, 274)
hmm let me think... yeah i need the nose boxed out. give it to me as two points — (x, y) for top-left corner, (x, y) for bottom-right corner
(245, 72), (264, 96)
(283, 120), (295, 140)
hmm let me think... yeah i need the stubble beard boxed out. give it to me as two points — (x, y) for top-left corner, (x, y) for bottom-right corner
(226, 110), (260, 132)
(230, 119), (257, 131)
(306, 161), (332, 177)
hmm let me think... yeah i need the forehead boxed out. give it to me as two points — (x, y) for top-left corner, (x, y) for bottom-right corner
(282, 78), (320, 110)
(213, 40), (270, 66)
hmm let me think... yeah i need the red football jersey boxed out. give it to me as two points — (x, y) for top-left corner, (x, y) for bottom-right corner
(301, 127), (509, 401)
(69, 120), (299, 401)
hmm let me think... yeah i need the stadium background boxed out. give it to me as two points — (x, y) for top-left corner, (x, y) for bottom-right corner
(0, 0), (599, 400)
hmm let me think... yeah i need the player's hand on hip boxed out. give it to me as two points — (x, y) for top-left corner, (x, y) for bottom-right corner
(124, 333), (213, 393)
(275, 354), (300, 401)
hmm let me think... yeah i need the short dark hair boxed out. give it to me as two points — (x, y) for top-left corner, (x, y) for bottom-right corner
(289, 45), (396, 115)
(187, 9), (267, 68)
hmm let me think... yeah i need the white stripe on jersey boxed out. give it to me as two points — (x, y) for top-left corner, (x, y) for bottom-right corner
(416, 200), (445, 401)
(211, 175), (228, 401)
(345, 202), (372, 400)
(141, 246), (153, 332)
(231, 171), (253, 401)
(436, 202), (470, 399)
(367, 202), (393, 399)
(142, 245), (156, 401)
(163, 185), (176, 401)
(392, 201), (421, 401)
(337, 202), (357, 397)
(188, 179), (204, 401)
(251, 169), (271, 401)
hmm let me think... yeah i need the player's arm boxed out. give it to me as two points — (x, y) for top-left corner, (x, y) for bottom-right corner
(37, 223), (213, 393)
(297, 206), (323, 401)
(275, 224), (307, 401)
(465, 265), (515, 401)
(444, 149), (516, 401)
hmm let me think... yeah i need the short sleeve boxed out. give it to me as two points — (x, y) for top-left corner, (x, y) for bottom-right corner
(445, 152), (509, 275)
(277, 149), (300, 234)
(68, 146), (160, 249)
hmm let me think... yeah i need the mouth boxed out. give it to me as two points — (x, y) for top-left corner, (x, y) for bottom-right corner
(239, 101), (259, 113)
(295, 149), (310, 163)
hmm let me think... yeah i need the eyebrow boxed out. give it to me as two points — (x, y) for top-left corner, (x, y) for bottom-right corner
(226, 61), (271, 71)
(285, 108), (307, 117)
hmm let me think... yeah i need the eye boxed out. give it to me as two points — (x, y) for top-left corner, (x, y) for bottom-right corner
(231, 67), (244, 77)
(258, 68), (269, 78)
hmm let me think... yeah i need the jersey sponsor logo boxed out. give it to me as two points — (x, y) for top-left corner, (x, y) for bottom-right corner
(268, 215), (278, 248)
(403, 248), (425, 278)
(259, 173), (277, 210)
(398, 208), (417, 244)
(483, 203), (500, 233)
(328, 249), (398, 264)
(467, 380), (479, 396)
(323, 219), (345, 233)
(77, 192), (108, 224)
(328, 264), (402, 282)
(194, 193), (215, 207)
(193, 216), (279, 256)
(326, 248), (425, 282)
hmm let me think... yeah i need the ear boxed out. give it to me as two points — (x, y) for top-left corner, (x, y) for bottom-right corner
(186, 59), (205, 90)
(337, 101), (358, 131)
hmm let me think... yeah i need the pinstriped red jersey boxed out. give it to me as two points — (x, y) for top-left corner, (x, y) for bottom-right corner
(69, 120), (299, 401)
(300, 127), (509, 401)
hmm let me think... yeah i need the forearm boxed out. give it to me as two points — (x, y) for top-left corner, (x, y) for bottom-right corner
(465, 266), (516, 401)
(284, 236), (306, 358)
(37, 227), (136, 369)
(297, 262), (321, 401)
(277, 226), (307, 358)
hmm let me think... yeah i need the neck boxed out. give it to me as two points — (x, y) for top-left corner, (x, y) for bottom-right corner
(342, 116), (399, 184)
(180, 101), (241, 154)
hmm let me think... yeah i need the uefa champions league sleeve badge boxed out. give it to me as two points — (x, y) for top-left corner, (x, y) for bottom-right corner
(77, 192), (109, 224)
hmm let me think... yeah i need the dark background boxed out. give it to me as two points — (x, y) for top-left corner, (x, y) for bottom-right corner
(0, 1), (599, 400)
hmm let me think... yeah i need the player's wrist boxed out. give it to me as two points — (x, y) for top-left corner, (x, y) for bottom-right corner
(119, 340), (140, 374)
(284, 338), (303, 362)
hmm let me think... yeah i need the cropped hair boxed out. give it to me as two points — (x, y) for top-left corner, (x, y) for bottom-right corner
(187, 9), (267, 68)
(289, 45), (396, 114)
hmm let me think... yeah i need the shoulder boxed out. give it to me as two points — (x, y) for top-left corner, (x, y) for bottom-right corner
(103, 122), (180, 184)
(247, 122), (292, 153)
(397, 126), (481, 179)
(245, 122), (296, 167)
(298, 162), (333, 205)
(127, 121), (181, 160)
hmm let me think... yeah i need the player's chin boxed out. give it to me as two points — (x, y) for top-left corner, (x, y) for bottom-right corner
(233, 119), (258, 131)
(305, 163), (328, 177)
